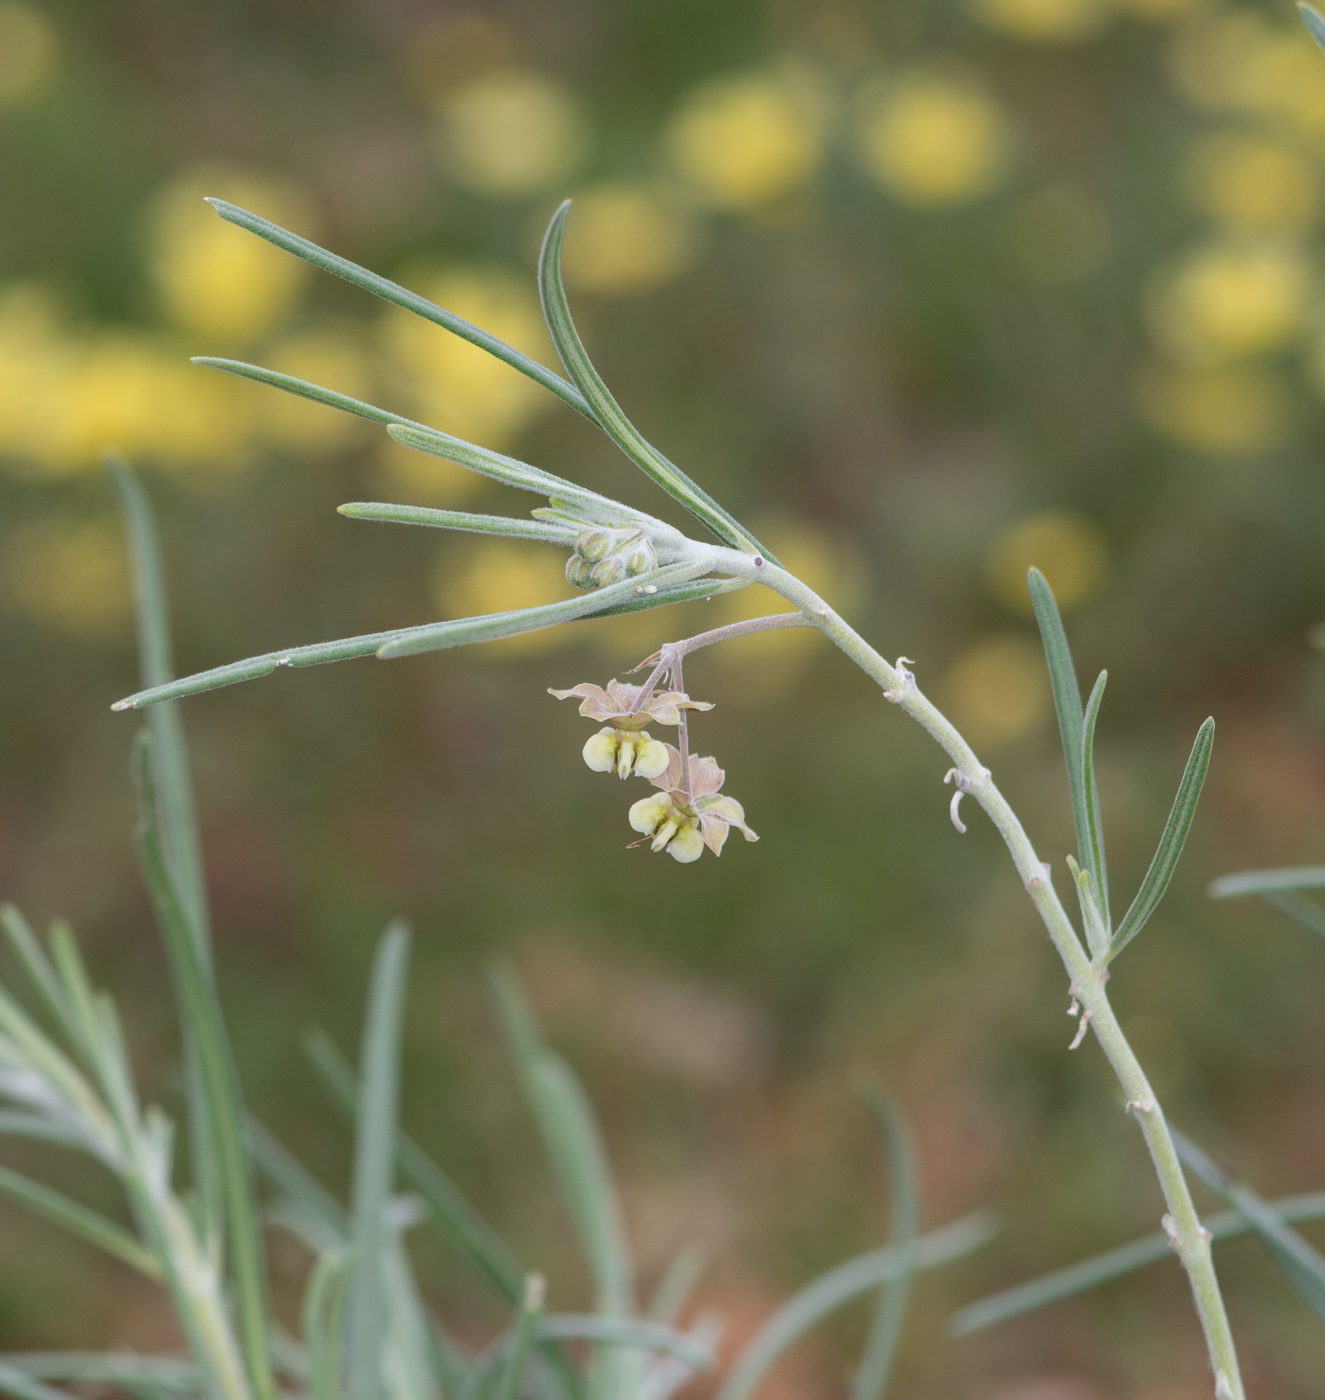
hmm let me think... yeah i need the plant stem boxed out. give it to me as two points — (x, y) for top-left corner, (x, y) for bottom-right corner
(709, 555), (1243, 1400)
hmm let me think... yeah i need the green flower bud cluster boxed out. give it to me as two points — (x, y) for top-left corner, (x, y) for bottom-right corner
(565, 526), (657, 590)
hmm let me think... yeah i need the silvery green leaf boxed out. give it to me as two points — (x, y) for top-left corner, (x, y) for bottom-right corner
(337, 502), (579, 544)
(1300, 3), (1325, 56)
(1080, 670), (1110, 931)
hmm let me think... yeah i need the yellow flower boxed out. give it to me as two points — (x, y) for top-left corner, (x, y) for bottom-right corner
(150, 169), (315, 343)
(857, 71), (1011, 207)
(1186, 134), (1320, 233)
(560, 185), (697, 295)
(1137, 364), (1289, 454)
(432, 539), (570, 655)
(3, 518), (130, 636)
(257, 324), (372, 451)
(987, 512), (1108, 615)
(437, 70), (587, 197)
(0, 1), (58, 107)
(383, 265), (553, 447)
(940, 635), (1050, 750)
(970, 0), (1109, 45)
(665, 66), (826, 211)
(1148, 241), (1310, 361)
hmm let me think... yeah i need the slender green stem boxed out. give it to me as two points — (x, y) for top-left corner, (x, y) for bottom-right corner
(709, 555), (1243, 1400)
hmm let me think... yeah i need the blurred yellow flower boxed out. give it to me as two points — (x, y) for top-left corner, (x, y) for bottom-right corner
(375, 435), (485, 505)
(665, 66), (826, 211)
(257, 325), (372, 451)
(438, 71), (587, 197)
(940, 634), (1050, 750)
(0, 284), (70, 470)
(1187, 133), (1320, 232)
(150, 169), (315, 343)
(1137, 363), (1289, 453)
(1002, 184), (1112, 285)
(987, 512), (1108, 615)
(971, 0), (1109, 45)
(384, 265), (555, 448)
(857, 71), (1012, 208)
(0, 1), (58, 106)
(561, 185), (697, 295)
(432, 539), (571, 654)
(1148, 241), (1310, 361)
(3, 518), (130, 636)
(1113, 0), (1208, 21)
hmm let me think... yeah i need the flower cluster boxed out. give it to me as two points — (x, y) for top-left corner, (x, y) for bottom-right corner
(564, 525), (658, 590)
(551, 678), (756, 862)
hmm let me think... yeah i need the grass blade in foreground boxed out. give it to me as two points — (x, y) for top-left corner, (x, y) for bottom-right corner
(345, 924), (410, 1400)
(1172, 1129), (1325, 1320)
(1105, 718), (1215, 963)
(133, 734), (274, 1400)
(537, 201), (772, 562)
(714, 1215), (995, 1400)
(206, 201), (592, 418)
(949, 1191), (1325, 1334)
(1028, 569), (1090, 876)
(853, 1082), (920, 1400)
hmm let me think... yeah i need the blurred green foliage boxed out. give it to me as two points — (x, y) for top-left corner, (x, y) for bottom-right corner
(4, 0), (1325, 1393)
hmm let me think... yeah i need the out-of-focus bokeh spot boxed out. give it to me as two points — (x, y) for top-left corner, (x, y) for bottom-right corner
(855, 70), (1012, 208)
(383, 266), (554, 447)
(375, 434), (485, 505)
(940, 633), (1051, 749)
(987, 512), (1108, 616)
(0, 1), (59, 108)
(1112, 0), (1206, 21)
(257, 326), (372, 452)
(560, 185), (696, 296)
(436, 71), (587, 197)
(404, 12), (518, 101)
(1001, 184), (1112, 285)
(150, 171), (315, 344)
(1137, 363), (1289, 454)
(1147, 241), (1310, 363)
(3, 517), (130, 635)
(1187, 133), (1321, 233)
(665, 66), (826, 211)
(432, 539), (572, 654)
(970, 0), (1109, 46)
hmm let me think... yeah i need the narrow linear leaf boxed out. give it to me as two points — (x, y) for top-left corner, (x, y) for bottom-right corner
(133, 734), (274, 1399)
(108, 454), (222, 1257)
(537, 202), (773, 562)
(1028, 569), (1090, 877)
(491, 1275), (545, 1400)
(346, 923), (410, 1400)
(535, 1316), (715, 1367)
(1080, 670), (1110, 930)
(303, 1249), (359, 1400)
(337, 502), (578, 543)
(853, 1082), (921, 1400)
(383, 1225), (445, 1400)
(0, 908), (81, 1053)
(0, 1113), (85, 1150)
(246, 1117), (348, 1240)
(647, 1244), (707, 1325)
(0, 1164), (161, 1278)
(1263, 890), (1325, 941)
(1208, 866), (1325, 898)
(113, 566), (723, 711)
(949, 1191), (1325, 1334)
(1172, 1128), (1325, 1319)
(0, 1355), (196, 1392)
(1300, 2), (1325, 56)
(1105, 718), (1215, 963)
(714, 1214), (995, 1400)
(206, 200), (592, 418)
(1066, 857), (1109, 961)
(0, 1363), (74, 1400)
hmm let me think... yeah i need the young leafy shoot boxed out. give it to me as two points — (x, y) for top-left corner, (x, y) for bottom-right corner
(1105, 718), (1215, 963)
(1080, 670), (1110, 932)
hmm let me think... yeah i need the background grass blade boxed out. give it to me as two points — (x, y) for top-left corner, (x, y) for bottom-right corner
(1105, 718), (1215, 962)
(246, 1118), (348, 1241)
(491, 1276), (545, 1400)
(1300, 2), (1325, 55)
(303, 1249), (359, 1400)
(852, 1081), (920, 1400)
(647, 1245), (707, 1326)
(132, 733), (274, 1400)
(537, 202), (773, 562)
(337, 503), (578, 543)
(949, 1192), (1325, 1334)
(1171, 1129), (1325, 1319)
(1209, 866), (1325, 897)
(0, 1363), (75, 1400)
(714, 1214), (994, 1400)
(0, 1164), (161, 1278)
(0, 1355), (197, 1392)
(206, 200), (593, 418)
(1080, 670), (1111, 931)
(345, 923), (410, 1400)
(1028, 569), (1090, 877)
(0, 908), (82, 1054)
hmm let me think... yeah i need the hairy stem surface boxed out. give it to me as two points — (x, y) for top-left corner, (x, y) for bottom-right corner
(708, 554), (1242, 1399)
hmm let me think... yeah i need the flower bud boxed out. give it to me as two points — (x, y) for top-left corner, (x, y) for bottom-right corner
(566, 555), (595, 590)
(583, 728), (618, 773)
(625, 548), (653, 576)
(590, 556), (627, 587)
(575, 529), (614, 562)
